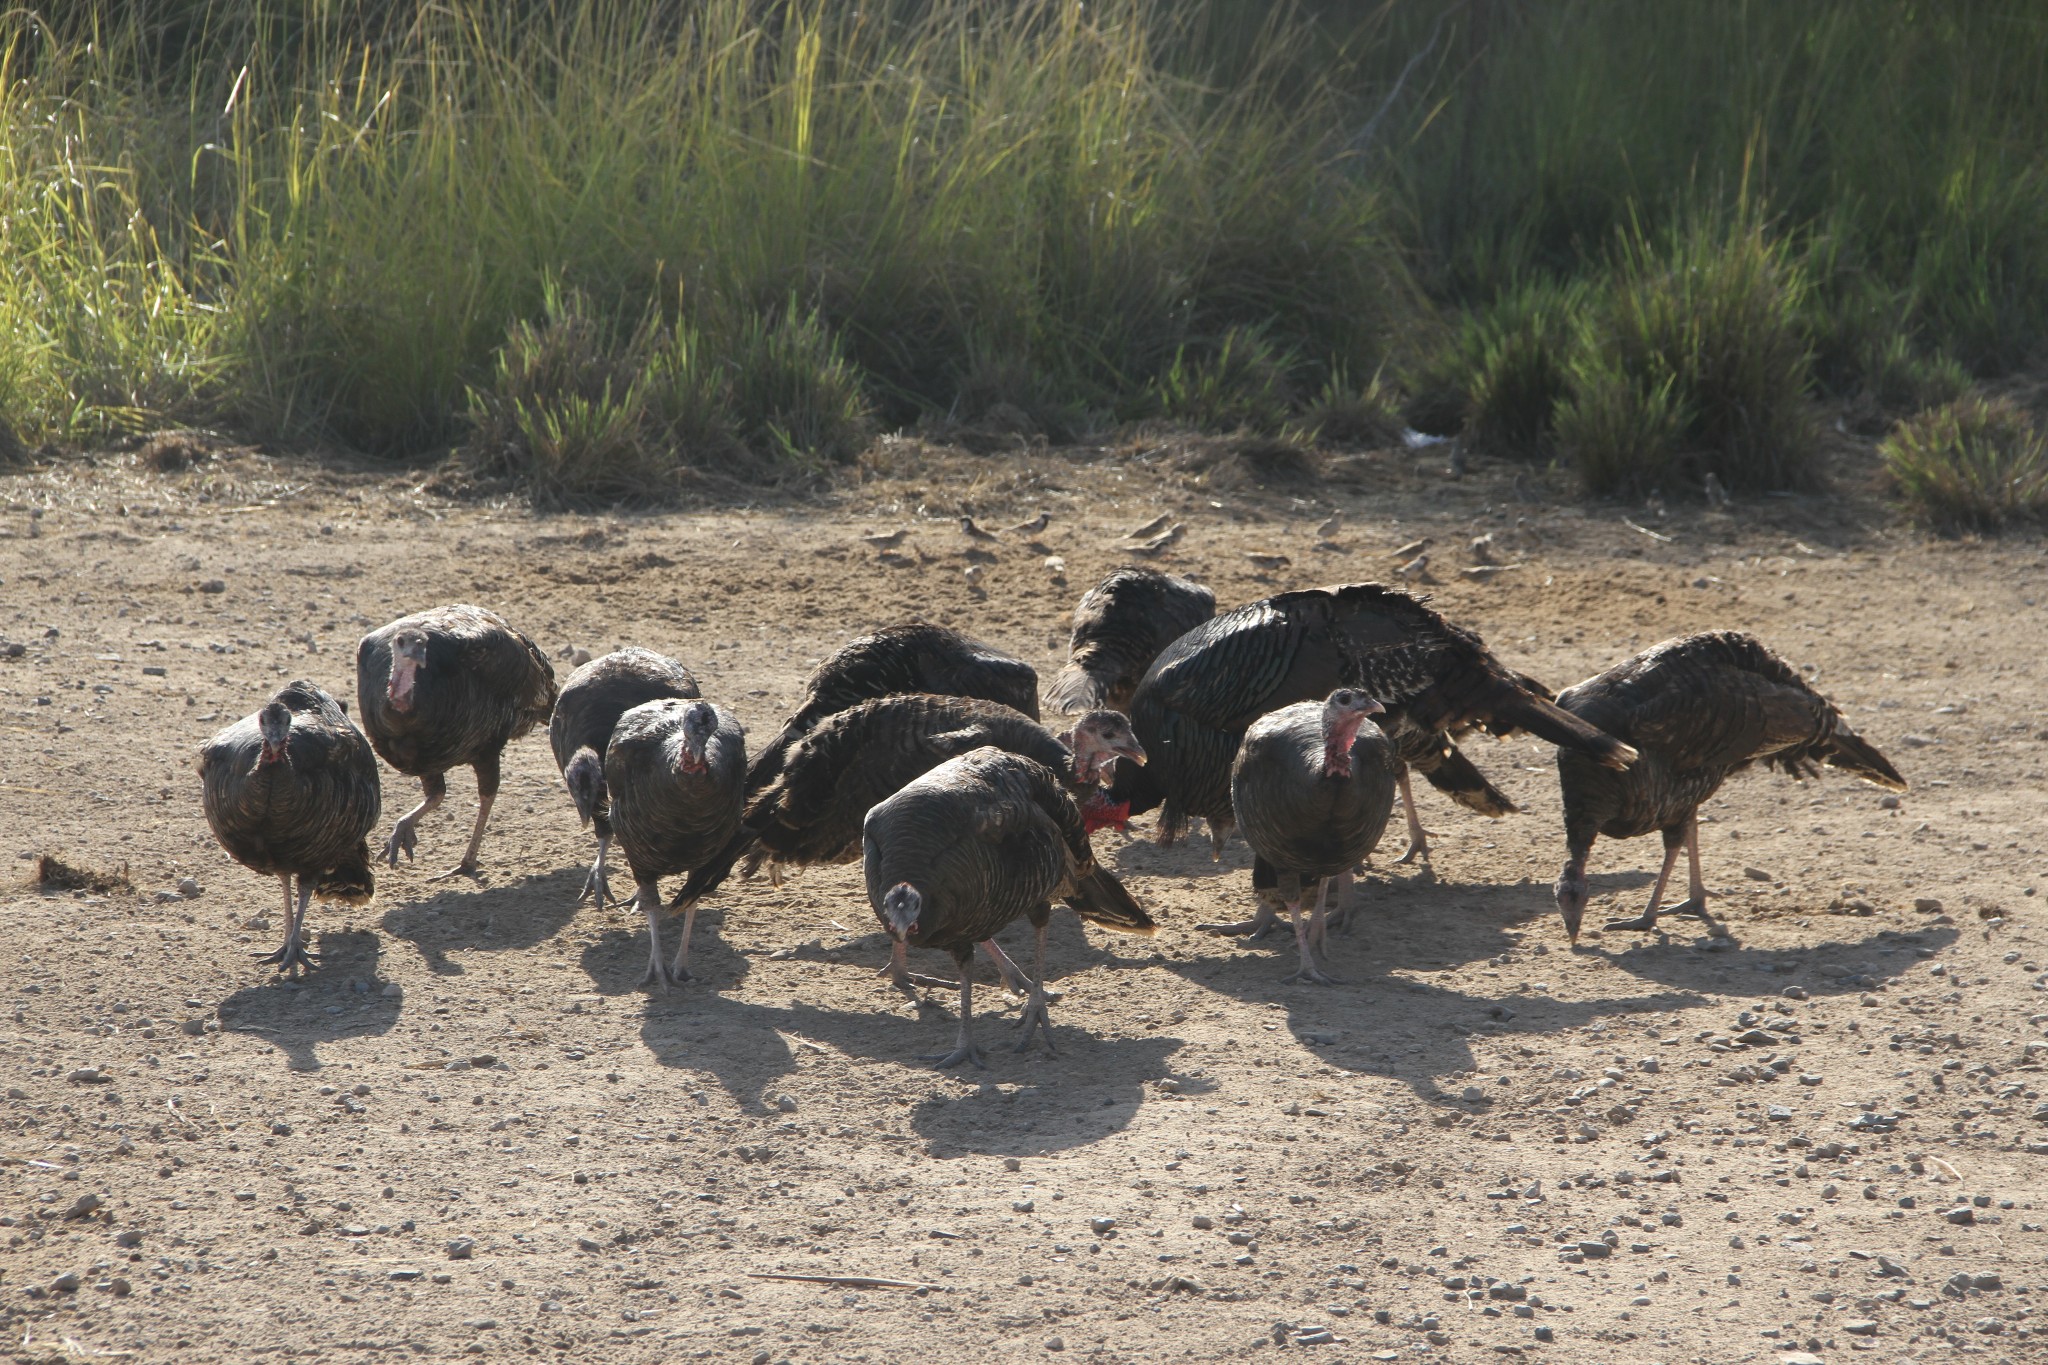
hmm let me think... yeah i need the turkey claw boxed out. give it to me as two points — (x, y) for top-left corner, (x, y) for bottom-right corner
(1012, 995), (1059, 1055)
(382, 823), (418, 867)
(426, 861), (480, 884)
(1605, 899), (1710, 934)
(1196, 914), (1278, 939)
(254, 941), (320, 977)
(1283, 965), (1341, 986)
(640, 960), (691, 992)
(922, 1044), (988, 1070)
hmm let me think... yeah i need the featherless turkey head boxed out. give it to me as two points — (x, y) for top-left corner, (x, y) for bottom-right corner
(1061, 710), (1147, 786)
(676, 701), (719, 774)
(1554, 859), (1589, 945)
(385, 628), (430, 712)
(562, 748), (604, 825)
(880, 882), (923, 940)
(1319, 689), (1385, 778)
(256, 702), (294, 766)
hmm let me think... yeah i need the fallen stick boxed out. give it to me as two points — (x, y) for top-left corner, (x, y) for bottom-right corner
(1621, 517), (1674, 543)
(746, 1272), (933, 1291)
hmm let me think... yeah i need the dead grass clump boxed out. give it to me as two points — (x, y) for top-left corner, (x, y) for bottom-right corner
(35, 852), (131, 894)
(136, 430), (216, 472)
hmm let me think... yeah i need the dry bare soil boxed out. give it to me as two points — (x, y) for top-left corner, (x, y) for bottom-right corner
(3, 431), (2046, 1365)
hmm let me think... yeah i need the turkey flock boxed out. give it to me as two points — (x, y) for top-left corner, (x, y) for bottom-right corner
(200, 568), (1905, 1068)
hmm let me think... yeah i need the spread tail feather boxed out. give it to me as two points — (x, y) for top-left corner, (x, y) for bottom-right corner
(1827, 729), (1907, 791)
(313, 841), (376, 906)
(1500, 692), (1638, 770)
(1047, 660), (1110, 714)
(1064, 866), (1156, 936)
(1415, 743), (1518, 818)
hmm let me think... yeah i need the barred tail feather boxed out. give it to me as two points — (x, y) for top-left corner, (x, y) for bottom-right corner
(1415, 744), (1518, 818)
(1500, 692), (1638, 770)
(1827, 730), (1906, 791)
(1064, 867), (1156, 936)
(313, 841), (376, 906)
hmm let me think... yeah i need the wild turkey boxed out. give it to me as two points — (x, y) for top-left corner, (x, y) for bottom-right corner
(746, 623), (1040, 799)
(604, 698), (746, 989)
(863, 747), (1152, 1067)
(1049, 568), (1216, 714)
(549, 648), (701, 908)
(357, 605), (557, 880)
(1230, 690), (1398, 984)
(1113, 583), (1636, 863)
(672, 696), (1149, 942)
(1552, 631), (1905, 942)
(198, 681), (382, 977)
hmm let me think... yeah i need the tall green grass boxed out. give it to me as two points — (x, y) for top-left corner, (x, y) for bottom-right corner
(0, 1), (1415, 477)
(2, 1), (2046, 501)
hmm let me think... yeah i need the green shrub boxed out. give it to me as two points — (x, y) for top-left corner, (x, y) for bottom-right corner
(1149, 325), (1298, 433)
(1554, 357), (1688, 496)
(1583, 210), (1815, 493)
(1863, 336), (1972, 417)
(1296, 365), (1403, 449)
(724, 302), (872, 466)
(1882, 395), (2048, 531)
(1464, 280), (1587, 458)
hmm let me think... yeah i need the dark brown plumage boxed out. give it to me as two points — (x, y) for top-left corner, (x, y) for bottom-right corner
(1049, 567), (1217, 714)
(605, 698), (746, 990)
(673, 696), (1147, 932)
(744, 623), (1040, 798)
(357, 604), (557, 880)
(549, 647), (701, 908)
(1230, 691), (1398, 983)
(198, 681), (382, 977)
(1113, 583), (1636, 864)
(1552, 631), (1906, 942)
(864, 748), (1151, 1068)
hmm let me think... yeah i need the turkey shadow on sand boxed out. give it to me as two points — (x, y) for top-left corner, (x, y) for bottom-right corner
(379, 867), (584, 975)
(575, 902), (755, 998)
(1590, 921), (1959, 999)
(215, 929), (399, 1072)
(1150, 865), (1720, 1103)
(632, 917), (1183, 1150)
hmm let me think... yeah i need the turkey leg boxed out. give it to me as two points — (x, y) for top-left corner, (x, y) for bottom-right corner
(384, 772), (446, 867)
(923, 956), (988, 1069)
(1012, 916), (1058, 1055)
(1605, 814), (1711, 932)
(1323, 869), (1360, 934)
(1283, 882), (1339, 986)
(427, 753), (499, 882)
(1197, 860), (1283, 938)
(254, 875), (320, 977)
(636, 878), (691, 990)
(1390, 768), (1436, 873)
(581, 830), (616, 908)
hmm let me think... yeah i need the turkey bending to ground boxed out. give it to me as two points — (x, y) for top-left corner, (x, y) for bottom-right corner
(1552, 630), (1905, 943)
(198, 681), (382, 977)
(549, 647), (701, 908)
(1231, 690), (1398, 984)
(605, 698), (746, 989)
(1112, 583), (1635, 874)
(357, 605), (557, 880)
(863, 747), (1152, 1068)
(745, 623), (1040, 798)
(673, 698), (1151, 987)
(1049, 568), (1216, 714)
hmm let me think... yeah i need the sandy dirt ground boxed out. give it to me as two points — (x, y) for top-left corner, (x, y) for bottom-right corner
(2, 429), (2046, 1365)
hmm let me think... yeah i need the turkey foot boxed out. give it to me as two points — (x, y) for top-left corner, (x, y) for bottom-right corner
(579, 835), (616, 908)
(382, 819), (419, 867)
(1196, 905), (1280, 939)
(1605, 898), (1712, 934)
(254, 937), (319, 978)
(980, 939), (1036, 997)
(1390, 770), (1436, 874)
(881, 940), (960, 994)
(1013, 988), (1058, 1055)
(425, 860), (480, 883)
(1281, 894), (1340, 985)
(921, 978), (988, 1070)
(426, 791), (495, 883)
(636, 884), (693, 992)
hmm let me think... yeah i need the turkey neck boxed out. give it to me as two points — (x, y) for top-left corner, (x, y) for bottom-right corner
(1321, 712), (1369, 778)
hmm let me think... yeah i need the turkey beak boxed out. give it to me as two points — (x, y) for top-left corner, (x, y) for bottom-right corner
(677, 738), (708, 775)
(882, 883), (922, 940)
(259, 738), (288, 767)
(1110, 736), (1148, 767)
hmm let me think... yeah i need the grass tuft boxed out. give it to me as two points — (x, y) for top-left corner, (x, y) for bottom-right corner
(1882, 395), (2048, 531)
(1151, 326), (1298, 434)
